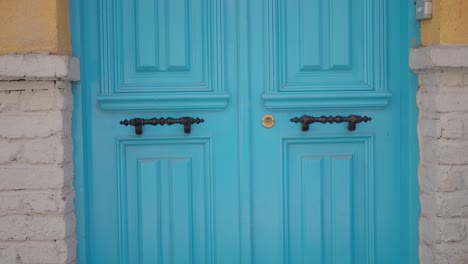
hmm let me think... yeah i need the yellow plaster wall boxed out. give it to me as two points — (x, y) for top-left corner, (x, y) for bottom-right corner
(422, 0), (468, 45)
(0, 0), (71, 55)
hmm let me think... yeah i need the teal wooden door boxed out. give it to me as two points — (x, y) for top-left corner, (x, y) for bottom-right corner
(75, 0), (418, 263)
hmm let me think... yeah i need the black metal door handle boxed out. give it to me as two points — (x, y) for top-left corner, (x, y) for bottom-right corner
(120, 117), (204, 135)
(290, 115), (372, 131)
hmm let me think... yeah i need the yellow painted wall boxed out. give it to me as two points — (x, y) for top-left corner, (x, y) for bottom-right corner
(0, 0), (71, 55)
(422, 0), (468, 45)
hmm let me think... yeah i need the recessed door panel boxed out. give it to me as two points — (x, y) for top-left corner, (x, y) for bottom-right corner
(284, 137), (373, 264)
(98, 0), (230, 110)
(119, 139), (212, 264)
(262, 0), (390, 109)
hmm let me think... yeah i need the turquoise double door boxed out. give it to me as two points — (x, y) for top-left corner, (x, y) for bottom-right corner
(78, 0), (417, 263)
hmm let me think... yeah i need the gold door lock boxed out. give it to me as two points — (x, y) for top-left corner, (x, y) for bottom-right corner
(261, 114), (275, 128)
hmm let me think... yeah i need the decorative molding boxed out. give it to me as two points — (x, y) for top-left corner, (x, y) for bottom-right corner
(282, 135), (375, 263)
(0, 54), (80, 81)
(117, 137), (213, 264)
(262, 91), (392, 110)
(263, 0), (388, 109)
(98, 0), (228, 111)
(410, 45), (468, 71)
(97, 92), (230, 111)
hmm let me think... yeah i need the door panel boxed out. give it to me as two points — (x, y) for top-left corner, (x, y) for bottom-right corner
(98, 0), (231, 110)
(120, 139), (212, 263)
(284, 137), (372, 264)
(79, 0), (415, 263)
(261, 0), (391, 110)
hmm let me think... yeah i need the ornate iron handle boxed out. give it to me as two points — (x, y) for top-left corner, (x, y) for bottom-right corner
(120, 117), (204, 135)
(290, 115), (372, 131)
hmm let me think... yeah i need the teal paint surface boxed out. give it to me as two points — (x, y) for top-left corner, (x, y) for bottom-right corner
(71, 0), (420, 263)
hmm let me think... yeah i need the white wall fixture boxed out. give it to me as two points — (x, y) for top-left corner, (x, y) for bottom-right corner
(416, 0), (432, 20)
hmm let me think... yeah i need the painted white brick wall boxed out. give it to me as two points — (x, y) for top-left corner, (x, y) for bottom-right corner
(0, 55), (78, 264)
(411, 45), (468, 264)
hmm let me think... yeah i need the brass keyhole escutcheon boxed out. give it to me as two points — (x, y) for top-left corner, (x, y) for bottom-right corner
(262, 114), (275, 128)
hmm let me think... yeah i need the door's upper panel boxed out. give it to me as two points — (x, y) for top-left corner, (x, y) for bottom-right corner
(262, 0), (390, 110)
(98, 0), (231, 110)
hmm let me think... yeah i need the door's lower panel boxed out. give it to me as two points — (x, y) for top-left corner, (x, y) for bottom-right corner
(118, 138), (213, 264)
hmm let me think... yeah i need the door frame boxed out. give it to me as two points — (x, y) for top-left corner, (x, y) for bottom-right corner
(69, 0), (420, 263)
